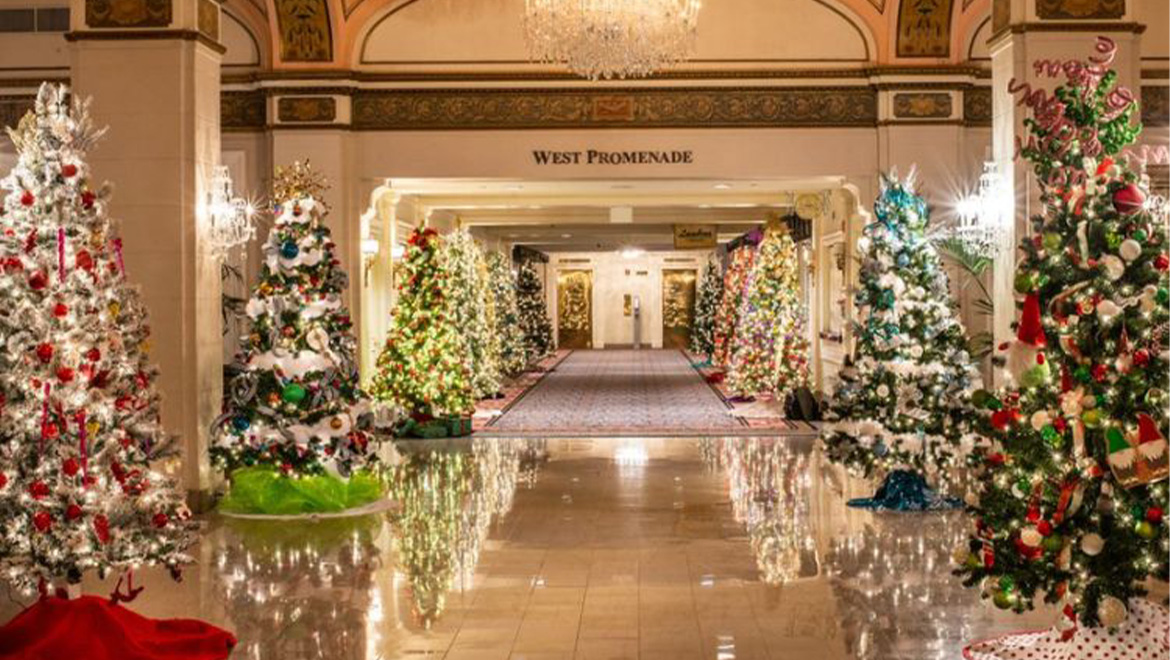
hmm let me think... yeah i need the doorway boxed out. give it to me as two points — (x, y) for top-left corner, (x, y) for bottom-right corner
(557, 269), (593, 349)
(661, 268), (697, 350)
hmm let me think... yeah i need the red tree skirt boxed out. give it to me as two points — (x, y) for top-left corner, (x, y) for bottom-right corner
(964, 600), (1168, 660)
(0, 595), (236, 660)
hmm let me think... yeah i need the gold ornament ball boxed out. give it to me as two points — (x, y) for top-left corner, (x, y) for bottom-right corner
(1080, 532), (1105, 556)
(1097, 596), (1128, 627)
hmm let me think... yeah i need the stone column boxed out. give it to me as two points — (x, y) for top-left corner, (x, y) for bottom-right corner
(67, 0), (225, 505)
(988, 0), (1144, 385)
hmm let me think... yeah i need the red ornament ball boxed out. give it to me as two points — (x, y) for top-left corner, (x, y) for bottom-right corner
(43, 422), (59, 439)
(0, 473), (6, 489)
(81, 190), (95, 209)
(35, 343), (54, 363)
(85, 347), (101, 362)
(152, 513), (169, 528)
(66, 504), (83, 521)
(1091, 364), (1108, 383)
(1148, 507), (1164, 524)
(29, 481), (50, 499)
(56, 367), (75, 383)
(1112, 183), (1145, 215)
(62, 164), (78, 178)
(28, 271), (47, 290)
(62, 458), (80, 476)
(1133, 349), (1150, 367)
(20, 191), (33, 207)
(75, 250), (93, 272)
(1037, 521), (1053, 536)
(52, 302), (68, 318)
(1156, 254), (1169, 272)
(33, 511), (52, 532)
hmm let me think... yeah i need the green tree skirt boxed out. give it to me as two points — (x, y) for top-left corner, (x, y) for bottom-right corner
(218, 466), (385, 515)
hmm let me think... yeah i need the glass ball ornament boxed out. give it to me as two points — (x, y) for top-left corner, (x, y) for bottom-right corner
(281, 382), (307, 404)
(1097, 596), (1128, 627)
(281, 241), (300, 259)
(232, 415), (250, 432)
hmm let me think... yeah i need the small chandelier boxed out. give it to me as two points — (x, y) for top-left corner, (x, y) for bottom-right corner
(524, 0), (702, 80)
(204, 165), (257, 262)
(948, 162), (1010, 257)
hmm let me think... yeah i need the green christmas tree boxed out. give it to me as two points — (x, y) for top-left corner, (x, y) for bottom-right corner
(712, 246), (755, 367)
(372, 227), (474, 422)
(820, 173), (978, 497)
(0, 83), (196, 591)
(688, 257), (722, 360)
(516, 261), (554, 364)
(442, 229), (501, 399)
(487, 251), (527, 378)
(955, 38), (1169, 632)
(213, 162), (379, 491)
(728, 229), (810, 398)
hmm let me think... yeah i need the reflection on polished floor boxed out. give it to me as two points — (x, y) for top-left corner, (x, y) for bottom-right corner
(1, 435), (1069, 659)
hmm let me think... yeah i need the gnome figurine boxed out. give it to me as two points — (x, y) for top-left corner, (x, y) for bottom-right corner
(1006, 293), (1052, 388)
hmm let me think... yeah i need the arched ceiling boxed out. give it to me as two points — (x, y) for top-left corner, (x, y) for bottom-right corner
(225, 0), (993, 73)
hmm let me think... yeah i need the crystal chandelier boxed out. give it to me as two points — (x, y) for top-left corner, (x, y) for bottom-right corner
(524, 0), (702, 80)
(948, 161), (1010, 257)
(204, 165), (257, 262)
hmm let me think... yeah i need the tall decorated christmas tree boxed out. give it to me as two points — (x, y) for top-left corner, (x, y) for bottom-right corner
(212, 162), (381, 515)
(0, 83), (233, 653)
(0, 83), (198, 590)
(955, 38), (1169, 645)
(820, 173), (979, 510)
(688, 257), (722, 362)
(712, 245), (755, 367)
(487, 251), (527, 378)
(516, 260), (554, 364)
(442, 229), (501, 399)
(727, 227), (810, 398)
(372, 227), (474, 433)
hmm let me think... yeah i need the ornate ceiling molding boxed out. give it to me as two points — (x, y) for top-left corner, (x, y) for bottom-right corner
(273, 0), (333, 62)
(349, 86), (879, 130)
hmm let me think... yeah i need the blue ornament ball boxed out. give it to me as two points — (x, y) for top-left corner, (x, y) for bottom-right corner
(232, 415), (251, 431)
(280, 241), (299, 259)
(897, 254), (909, 268)
(873, 442), (889, 457)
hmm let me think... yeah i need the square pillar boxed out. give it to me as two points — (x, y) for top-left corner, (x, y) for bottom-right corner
(68, 0), (224, 505)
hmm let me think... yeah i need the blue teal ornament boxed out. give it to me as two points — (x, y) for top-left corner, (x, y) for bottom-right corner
(280, 241), (299, 259)
(897, 254), (909, 267)
(232, 415), (251, 432)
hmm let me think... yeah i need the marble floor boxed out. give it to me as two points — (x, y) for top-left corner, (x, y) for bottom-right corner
(3, 435), (1072, 659)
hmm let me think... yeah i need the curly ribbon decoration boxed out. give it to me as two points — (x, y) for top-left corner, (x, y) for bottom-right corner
(39, 382), (51, 457)
(112, 237), (125, 276)
(1121, 145), (1170, 168)
(109, 570), (144, 605)
(56, 227), (65, 282)
(77, 409), (87, 482)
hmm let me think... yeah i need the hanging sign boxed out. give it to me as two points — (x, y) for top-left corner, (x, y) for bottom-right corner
(674, 224), (717, 249)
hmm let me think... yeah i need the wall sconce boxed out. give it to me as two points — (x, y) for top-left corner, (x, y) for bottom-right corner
(361, 237), (380, 283)
(204, 165), (257, 262)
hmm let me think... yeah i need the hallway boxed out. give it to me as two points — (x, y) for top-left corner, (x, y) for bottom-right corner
(486, 350), (742, 435)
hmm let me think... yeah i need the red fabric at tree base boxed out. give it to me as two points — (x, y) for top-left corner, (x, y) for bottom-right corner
(0, 595), (236, 660)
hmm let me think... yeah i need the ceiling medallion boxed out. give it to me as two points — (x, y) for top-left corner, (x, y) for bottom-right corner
(524, 0), (702, 81)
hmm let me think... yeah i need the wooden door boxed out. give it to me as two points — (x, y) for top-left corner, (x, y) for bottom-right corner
(556, 269), (593, 349)
(661, 269), (697, 350)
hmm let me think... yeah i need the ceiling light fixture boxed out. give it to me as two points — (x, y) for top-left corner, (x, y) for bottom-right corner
(524, 0), (702, 80)
(620, 247), (645, 259)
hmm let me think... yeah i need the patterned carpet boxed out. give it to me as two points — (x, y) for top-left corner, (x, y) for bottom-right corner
(485, 349), (762, 436)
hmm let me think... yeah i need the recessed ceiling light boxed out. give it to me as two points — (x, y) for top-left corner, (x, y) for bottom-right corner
(698, 204), (711, 209)
(714, 183), (731, 190)
(507, 233), (520, 238)
(507, 184), (524, 191)
(527, 205), (543, 209)
(561, 233), (572, 238)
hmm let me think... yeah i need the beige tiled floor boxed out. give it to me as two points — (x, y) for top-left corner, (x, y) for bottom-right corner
(3, 436), (1075, 659)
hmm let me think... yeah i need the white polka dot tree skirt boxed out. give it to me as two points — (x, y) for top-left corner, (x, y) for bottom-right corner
(964, 600), (1169, 660)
